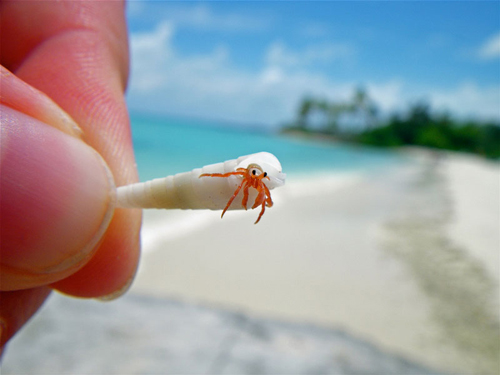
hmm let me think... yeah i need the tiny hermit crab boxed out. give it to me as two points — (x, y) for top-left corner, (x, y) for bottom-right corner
(116, 152), (286, 224)
(200, 163), (273, 224)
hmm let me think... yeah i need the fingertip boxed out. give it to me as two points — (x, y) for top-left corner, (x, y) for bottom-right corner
(0, 106), (115, 290)
(51, 208), (142, 299)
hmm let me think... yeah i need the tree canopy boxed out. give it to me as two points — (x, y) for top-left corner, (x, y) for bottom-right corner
(283, 90), (500, 159)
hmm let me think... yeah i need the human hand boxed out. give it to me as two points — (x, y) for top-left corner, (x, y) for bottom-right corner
(0, 1), (141, 349)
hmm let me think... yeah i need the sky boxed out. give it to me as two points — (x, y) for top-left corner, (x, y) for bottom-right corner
(126, 1), (500, 129)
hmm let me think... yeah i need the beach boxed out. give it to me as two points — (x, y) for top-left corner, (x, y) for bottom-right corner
(3, 148), (498, 375)
(130, 150), (500, 374)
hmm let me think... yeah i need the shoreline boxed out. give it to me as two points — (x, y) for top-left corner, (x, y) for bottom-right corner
(131, 151), (499, 374)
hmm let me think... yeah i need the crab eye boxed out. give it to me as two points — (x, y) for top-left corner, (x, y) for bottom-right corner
(247, 164), (263, 177)
(263, 172), (268, 177)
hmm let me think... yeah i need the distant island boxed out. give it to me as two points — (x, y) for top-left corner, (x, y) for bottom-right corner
(282, 88), (500, 159)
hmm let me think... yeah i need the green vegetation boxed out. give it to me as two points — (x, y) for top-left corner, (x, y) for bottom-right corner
(283, 88), (500, 159)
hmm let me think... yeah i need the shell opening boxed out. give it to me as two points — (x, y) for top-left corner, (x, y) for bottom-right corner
(236, 152), (285, 189)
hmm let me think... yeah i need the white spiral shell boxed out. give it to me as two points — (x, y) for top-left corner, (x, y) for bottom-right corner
(116, 152), (285, 210)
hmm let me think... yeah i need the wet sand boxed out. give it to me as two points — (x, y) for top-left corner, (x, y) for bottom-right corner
(130, 151), (499, 374)
(2, 293), (443, 375)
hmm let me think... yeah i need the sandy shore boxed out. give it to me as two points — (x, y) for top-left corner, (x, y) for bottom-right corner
(2, 292), (443, 375)
(131, 151), (499, 374)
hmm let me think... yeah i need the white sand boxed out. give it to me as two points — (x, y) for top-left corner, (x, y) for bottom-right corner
(445, 153), (500, 283)
(131, 151), (499, 374)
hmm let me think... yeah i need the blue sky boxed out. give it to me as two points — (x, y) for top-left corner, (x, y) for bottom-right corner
(126, 1), (500, 128)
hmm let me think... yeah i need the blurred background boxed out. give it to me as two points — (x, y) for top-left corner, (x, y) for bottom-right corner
(3, 2), (499, 374)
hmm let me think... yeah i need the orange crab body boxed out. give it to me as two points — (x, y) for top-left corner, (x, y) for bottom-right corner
(199, 163), (273, 224)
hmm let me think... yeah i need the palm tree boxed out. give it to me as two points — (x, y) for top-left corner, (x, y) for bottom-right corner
(297, 97), (314, 130)
(350, 87), (378, 130)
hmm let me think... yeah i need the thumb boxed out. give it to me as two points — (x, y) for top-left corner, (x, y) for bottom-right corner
(0, 104), (115, 290)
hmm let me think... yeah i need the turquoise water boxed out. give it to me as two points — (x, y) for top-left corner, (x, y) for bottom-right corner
(130, 113), (406, 181)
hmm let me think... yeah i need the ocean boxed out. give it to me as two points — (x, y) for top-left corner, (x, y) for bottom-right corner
(126, 114), (498, 375)
(129, 112), (407, 182)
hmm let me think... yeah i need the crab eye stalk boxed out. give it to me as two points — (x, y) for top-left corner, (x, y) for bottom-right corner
(247, 163), (264, 177)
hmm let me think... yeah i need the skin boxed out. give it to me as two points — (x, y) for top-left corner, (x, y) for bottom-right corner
(0, 1), (141, 350)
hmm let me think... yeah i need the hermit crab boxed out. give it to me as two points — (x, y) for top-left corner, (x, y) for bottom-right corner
(116, 152), (286, 223)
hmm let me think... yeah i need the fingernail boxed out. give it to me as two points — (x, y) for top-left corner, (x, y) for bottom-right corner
(1, 105), (115, 290)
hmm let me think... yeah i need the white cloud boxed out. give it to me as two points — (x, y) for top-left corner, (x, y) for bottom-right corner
(128, 23), (355, 126)
(185, 4), (269, 32)
(129, 21), (174, 92)
(478, 32), (500, 60)
(259, 66), (285, 86)
(135, 3), (270, 33)
(429, 82), (500, 121)
(366, 81), (404, 112)
(127, 23), (499, 128)
(265, 41), (355, 68)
